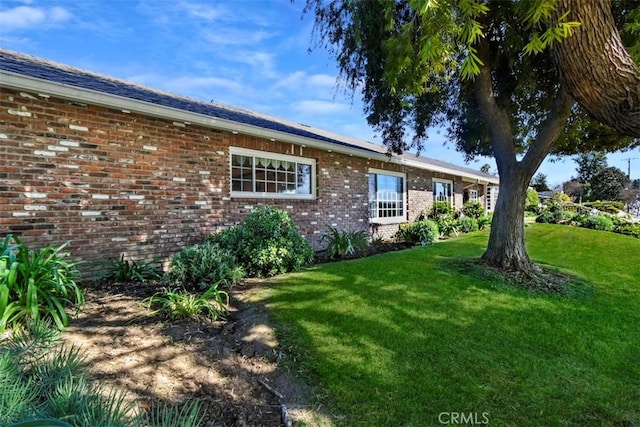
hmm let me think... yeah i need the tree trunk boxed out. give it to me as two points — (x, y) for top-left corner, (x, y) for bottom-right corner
(481, 169), (532, 271)
(553, 0), (640, 137)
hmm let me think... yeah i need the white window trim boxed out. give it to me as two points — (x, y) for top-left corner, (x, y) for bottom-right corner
(433, 178), (454, 205)
(368, 168), (407, 224)
(229, 147), (316, 200)
(468, 189), (479, 204)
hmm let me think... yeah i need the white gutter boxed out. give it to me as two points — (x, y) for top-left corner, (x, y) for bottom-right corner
(0, 71), (499, 184)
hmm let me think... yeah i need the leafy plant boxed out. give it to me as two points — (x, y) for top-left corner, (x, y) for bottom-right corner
(166, 242), (243, 290)
(320, 226), (369, 259)
(97, 255), (162, 283)
(435, 216), (460, 238)
(461, 201), (484, 219)
(457, 216), (479, 233)
(396, 220), (440, 245)
(579, 214), (615, 232)
(429, 201), (454, 218)
(144, 282), (229, 322)
(477, 215), (493, 230)
(1, 235), (84, 332)
(209, 206), (314, 277)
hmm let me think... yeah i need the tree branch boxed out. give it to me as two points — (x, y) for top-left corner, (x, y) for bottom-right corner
(553, 0), (640, 137)
(520, 86), (575, 178)
(473, 40), (517, 176)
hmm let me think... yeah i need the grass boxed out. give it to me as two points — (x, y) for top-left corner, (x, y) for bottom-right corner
(261, 224), (640, 426)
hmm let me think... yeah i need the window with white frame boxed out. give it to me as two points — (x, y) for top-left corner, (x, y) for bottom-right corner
(468, 189), (478, 204)
(230, 147), (315, 199)
(433, 179), (453, 205)
(368, 169), (406, 223)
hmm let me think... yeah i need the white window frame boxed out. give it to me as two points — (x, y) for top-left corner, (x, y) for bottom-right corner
(368, 168), (407, 224)
(433, 178), (454, 206)
(229, 147), (316, 200)
(468, 189), (479, 204)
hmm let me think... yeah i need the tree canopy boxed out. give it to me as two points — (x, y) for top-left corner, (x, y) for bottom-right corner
(304, 0), (640, 273)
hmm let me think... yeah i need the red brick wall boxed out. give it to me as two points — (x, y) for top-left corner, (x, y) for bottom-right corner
(0, 87), (478, 275)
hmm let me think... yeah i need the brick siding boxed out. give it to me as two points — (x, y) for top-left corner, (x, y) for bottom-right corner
(0, 87), (485, 275)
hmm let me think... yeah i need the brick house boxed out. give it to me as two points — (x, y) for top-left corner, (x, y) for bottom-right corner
(0, 49), (498, 273)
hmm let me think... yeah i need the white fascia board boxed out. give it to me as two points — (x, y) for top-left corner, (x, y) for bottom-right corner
(1, 71), (499, 184)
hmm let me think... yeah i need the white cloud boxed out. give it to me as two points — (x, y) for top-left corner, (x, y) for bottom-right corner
(292, 100), (350, 115)
(181, 2), (230, 21)
(0, 6), (71, 32)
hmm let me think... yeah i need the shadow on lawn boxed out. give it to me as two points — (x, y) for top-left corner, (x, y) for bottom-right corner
(263, 250), (638, 426)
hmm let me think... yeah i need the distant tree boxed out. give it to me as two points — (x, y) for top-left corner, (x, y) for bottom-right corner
(633, 178), (640, 190)
(563, 179), (585, 202)
(590, 166), (630, 201)
(575, 152), (608, 184)
(531, 173), (550, 192)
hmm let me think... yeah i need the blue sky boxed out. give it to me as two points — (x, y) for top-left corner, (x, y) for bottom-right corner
(1, 0), (638, 186)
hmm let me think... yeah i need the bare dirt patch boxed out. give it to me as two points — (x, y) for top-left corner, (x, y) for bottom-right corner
(62, 280), (330, 426)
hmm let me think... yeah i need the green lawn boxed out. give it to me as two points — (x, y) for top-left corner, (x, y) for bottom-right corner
(261, 224), (640, 426)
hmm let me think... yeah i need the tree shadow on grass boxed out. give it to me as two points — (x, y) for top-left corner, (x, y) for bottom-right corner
(262, 253), (637, 426)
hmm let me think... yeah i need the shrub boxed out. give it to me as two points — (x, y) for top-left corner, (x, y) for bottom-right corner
(1, 320), (203, 426)
(430, 201), (453, 218)
(320, 226), (369, 259)
(436, 216), (460, 237)
(614, 223), (640, 239)
(526, 188), (539, 210)
(458, 217), (479, 233)
(580, 214), (614, 232)
(478, 215), (493, 230)
(96, 255), (162, 283)
(1, 235), (84, 332)
(396, 220), (440, 245)
(584, 201), (625, 214)
(209, 206), (314, 277)
(536, 210), (556, 224)
(144, 282), (229, 322)
(167, 242), (243, 290)
(461, 202), (484, 219)
(535, 210), (573, 224)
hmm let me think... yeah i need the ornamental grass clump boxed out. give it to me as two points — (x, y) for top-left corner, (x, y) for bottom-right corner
(0, 320), (204, 427)
(320, 226), (369, 260)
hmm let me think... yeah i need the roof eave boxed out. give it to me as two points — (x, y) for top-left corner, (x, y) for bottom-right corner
(0, 70), (499, 184)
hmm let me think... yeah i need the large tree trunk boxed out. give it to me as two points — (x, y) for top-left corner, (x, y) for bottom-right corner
(481, 169), (532, 270)
(473, 37), (574, 273)
(553, 0), (640, 137)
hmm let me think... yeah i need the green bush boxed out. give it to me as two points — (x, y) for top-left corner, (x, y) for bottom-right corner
(430, 201), (454, 218)
(320, 226), (369, 259)
(579, 215), (615, 232)
(536, 210), (556, 224)
(167, 242), (243, 290)
(1, 320), (203, 427)
(478, 215), (493, 230)
(535, 210), (573, 224)
(458, 217), (479, 233)
(0, 235), (84, 332)
(583, 201), (625, 214)
(526, 188), (539, 210)
(396, 220), (440, 245)
(614, 223), (640, 239)
(209, 206), (314, 277)
(461, 202), (484, 219)
(436, 216), (460, 237)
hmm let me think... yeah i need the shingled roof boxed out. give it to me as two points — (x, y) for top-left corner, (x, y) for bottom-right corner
(0, 49), (498, 183)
